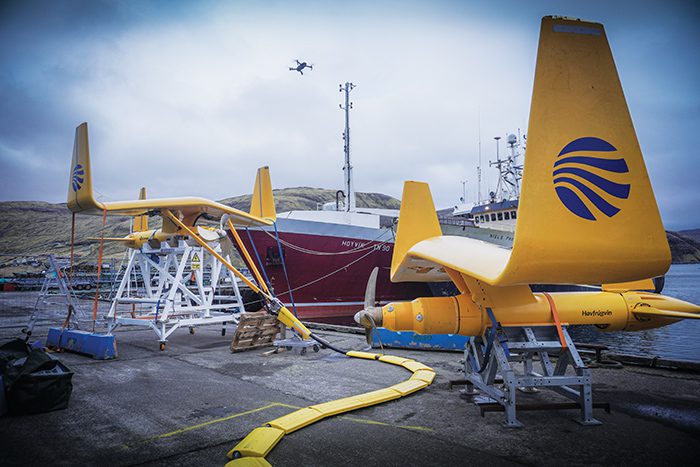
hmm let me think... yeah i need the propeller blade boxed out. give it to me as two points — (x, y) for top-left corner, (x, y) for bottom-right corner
(364, 267), (379, 309)
(354, 306), (383, 347)
(356, 270), (384, 348)
(197, 225), (221, 242)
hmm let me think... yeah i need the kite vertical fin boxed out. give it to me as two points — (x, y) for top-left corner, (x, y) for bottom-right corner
(390, 181), (443, 280)
(133, 187), (148, 232)
(250, 166), (276, 222)
(67, 122), (104, 213)
(496, 16), (670, 285)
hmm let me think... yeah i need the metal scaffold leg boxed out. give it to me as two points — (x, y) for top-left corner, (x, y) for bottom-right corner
(463, 323), (602, 427)
(23, 254), (87, 338)
(106, 238), (244, 349)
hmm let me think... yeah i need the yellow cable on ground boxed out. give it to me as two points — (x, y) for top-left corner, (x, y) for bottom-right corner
(161, 212), (432, 464)
(224, 350), (436, 466)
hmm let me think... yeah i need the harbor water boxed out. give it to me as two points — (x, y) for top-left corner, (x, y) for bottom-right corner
(569, 263), (700, 362)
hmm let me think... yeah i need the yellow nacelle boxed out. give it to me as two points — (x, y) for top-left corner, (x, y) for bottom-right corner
(94, 224), (223, 250)
(380, 291), (696, 336)
(94, 229), (178, 249)
(125, 230), (173, 249)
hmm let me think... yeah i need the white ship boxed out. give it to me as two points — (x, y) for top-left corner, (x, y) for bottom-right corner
(441, 132), (524, 246)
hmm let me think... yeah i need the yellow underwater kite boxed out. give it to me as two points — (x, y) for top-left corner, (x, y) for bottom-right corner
(356, 15), (700, 338)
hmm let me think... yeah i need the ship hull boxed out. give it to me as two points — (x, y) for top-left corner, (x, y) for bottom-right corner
(232, 216), (517, 324)
(233, 218), (432, 325)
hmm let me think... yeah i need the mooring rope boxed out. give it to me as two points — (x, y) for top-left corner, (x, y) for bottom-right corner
(92, 207), (107, 332)
(257, 227), (392, 256)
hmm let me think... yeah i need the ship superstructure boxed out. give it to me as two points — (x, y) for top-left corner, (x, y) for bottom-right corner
(452, 132), (524, 232)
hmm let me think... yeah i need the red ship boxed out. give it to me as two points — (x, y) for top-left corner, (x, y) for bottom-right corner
(234, 211), (432, 324)
(231, 84), (517, 324)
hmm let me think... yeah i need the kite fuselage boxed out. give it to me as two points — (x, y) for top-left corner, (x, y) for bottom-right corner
(380, 290), (698, 336)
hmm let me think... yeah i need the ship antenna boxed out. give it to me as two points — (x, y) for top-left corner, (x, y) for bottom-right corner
(490, 136), (503, 201)
(339, 82), (356, 212)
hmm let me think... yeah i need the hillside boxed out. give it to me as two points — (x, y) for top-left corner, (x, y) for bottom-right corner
(219, 187), (400, 212)
(0, 201), (132, 263)
(667, 231), (700, 264)
(679, 229), (700, 244)
(0, 188), (400, 271)
(0, 189), (698, 274)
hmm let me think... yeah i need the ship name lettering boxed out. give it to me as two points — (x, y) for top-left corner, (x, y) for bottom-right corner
(340, 240), (366, 248)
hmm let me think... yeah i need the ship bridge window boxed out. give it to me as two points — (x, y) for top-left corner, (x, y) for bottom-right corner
(491, 213), (496, 221)
(504, 211), (510, 220)
(266, 246), (285, 266)
(474, 216), (479, 224)
(511, 211), (517, 219)
(480, 215), (485, 222)
(497, 212), (503, 221)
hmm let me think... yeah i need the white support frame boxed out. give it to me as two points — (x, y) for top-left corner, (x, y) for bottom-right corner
(106, 239), (244, 348)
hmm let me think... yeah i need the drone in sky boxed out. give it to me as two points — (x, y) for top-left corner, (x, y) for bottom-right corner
(289, 59), (313, 75)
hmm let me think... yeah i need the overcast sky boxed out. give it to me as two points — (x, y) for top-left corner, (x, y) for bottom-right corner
(1, 0), (698, 229)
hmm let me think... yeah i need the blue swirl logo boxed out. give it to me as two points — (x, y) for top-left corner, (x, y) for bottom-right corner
(71, 164), (84, 192)
(553, 137), (630, 221)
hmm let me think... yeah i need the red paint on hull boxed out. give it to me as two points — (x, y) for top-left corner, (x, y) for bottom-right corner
(232, 229), (430, 325)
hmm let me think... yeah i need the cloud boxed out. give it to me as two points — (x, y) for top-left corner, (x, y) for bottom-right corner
(0, 0), (698, 230)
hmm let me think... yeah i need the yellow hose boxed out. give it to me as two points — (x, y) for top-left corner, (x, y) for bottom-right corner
(224, 350), (435, 466)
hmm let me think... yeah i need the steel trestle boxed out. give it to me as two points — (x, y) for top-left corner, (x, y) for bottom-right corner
(463, 324), (601, 427)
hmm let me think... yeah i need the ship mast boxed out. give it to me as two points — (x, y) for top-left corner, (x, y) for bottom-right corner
(489, 133), (523, 202)
(490, 136), (503, 201)
(477, 108), (482, 204)
(339, 82), (356, 211)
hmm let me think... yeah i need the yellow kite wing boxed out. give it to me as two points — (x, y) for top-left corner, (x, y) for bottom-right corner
(632, 308), (700, 321)
(392, 236), (511, 284)
(99, 197), (269, 227)
(67, 122), (271, 227)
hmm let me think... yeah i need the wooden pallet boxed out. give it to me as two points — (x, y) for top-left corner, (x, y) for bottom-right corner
(230, 312), (281, 352)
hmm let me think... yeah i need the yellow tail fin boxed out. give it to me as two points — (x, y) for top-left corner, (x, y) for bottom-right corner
(133, 187), (148, 232)
(67, 122), (103, 213)
(250, 166), (276, 222)
(501, 16), (670, 285)
(390, 181), (442, 281)
(602, 278), (655, 292)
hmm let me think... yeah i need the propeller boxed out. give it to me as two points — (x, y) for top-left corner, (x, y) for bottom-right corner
(353, 267), (384, 347)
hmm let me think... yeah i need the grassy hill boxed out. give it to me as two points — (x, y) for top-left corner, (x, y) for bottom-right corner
(0, 188), (698, 275)
(219, 187), (400, 212)
(667, 231), (700, 264)
(0, 188), (400, 272)
(679, 229), (700, 244)
(0, 201), (132, 264)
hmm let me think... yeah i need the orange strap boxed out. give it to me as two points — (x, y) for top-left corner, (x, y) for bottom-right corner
(69, 212), (75, 287)
(61, 305), (74, 330)
(543, 292), (567, 349)
(92, 208), (107, 329)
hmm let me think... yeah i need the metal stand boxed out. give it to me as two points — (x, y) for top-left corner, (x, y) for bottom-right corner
(464, 322), (601, 427)
(273, 326), (320, 355)
(23, 255), (87, 338)
(273, 336), (320, 355)
(106, 239), (245, 349)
